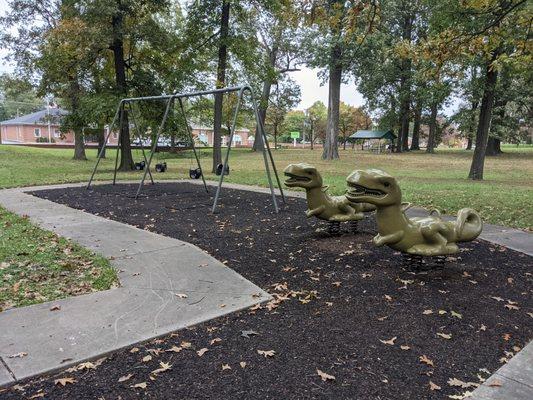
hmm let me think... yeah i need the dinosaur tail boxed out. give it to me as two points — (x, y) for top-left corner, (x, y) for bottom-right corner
(454, 208), (483, 242)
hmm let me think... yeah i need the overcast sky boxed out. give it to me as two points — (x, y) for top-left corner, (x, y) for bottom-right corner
(0, 0), (458, 115)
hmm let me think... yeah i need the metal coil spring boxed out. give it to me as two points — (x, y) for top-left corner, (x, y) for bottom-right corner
(328, 220), (341, 235)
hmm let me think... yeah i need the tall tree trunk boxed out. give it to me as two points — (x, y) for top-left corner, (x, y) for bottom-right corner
(466, 100), (479, 150)
(426, 102), (438, 153)
(212, 0), (230, 172)
(397, 14), (413, 153)
(69, 79), (86, 160)
(468, 56), (499, 180)
(112, 1), (133, 171)
(486, 137), (502, 156)
(252, 45), (278, 152)
(466, 136), (473, 150)
(410, 103), (421, 150)
(322, 43), (342, 160)
(97, 126), (106, 158)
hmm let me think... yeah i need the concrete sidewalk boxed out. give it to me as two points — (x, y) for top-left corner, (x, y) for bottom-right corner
(0, 185), (271, 386)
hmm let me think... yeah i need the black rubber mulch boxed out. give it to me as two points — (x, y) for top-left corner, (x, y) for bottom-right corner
(3, 182), (532, 400)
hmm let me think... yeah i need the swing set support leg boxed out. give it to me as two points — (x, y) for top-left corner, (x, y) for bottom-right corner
(178, 97), (208, 193)
(128, 101), (154, 185)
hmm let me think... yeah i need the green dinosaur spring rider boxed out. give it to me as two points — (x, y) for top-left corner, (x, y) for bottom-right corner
(284, 163), (375, 234)
(345, 168), (483, 267)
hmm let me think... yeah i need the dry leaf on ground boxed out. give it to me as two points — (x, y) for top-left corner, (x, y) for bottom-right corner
(317, 369), (335, 382)
(118, 374), (133, 382)
(257, 349), (275, 358)
(429, 381), (441, 390)
(419, 355), (434, 367)
(54, 377), (76, 387)
(379, 336), (397, 345)
(132, 382), (147, 389)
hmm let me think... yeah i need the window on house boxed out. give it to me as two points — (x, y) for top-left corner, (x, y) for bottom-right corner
(54, 129), (61, 138)
(34, 128), (41, 137)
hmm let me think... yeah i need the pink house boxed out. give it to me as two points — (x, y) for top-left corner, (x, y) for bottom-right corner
(191, 125), (253, 147)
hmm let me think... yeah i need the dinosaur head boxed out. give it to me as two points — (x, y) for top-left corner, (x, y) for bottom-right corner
(284, 163), (323, 189)
(345, 169), (401, 206)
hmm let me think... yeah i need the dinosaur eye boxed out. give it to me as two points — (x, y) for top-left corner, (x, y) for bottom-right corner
(383, 182), (390, 187)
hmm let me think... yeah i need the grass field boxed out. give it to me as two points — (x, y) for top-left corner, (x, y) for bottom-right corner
(0, 207), (118, 311)
(0, 144), (532, 229)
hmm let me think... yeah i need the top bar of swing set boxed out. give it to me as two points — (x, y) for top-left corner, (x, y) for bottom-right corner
(86, 84), (286, 213)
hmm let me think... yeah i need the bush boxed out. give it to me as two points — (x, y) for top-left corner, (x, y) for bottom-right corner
(35, 137), (56, 143)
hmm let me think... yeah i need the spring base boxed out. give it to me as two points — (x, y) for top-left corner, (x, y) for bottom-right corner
(402, 253), (447, 271)
(328, 220), (341, 235)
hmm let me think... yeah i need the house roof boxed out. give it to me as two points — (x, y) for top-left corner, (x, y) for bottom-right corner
(349, 130), (397, 140)
(0, 108), (68, 126)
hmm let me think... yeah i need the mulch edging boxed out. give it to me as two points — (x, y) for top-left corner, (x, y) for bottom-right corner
(3, 182), (531, 400)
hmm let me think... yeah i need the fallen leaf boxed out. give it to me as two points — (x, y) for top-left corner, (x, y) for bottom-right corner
(76, 362), (96, 371)
(488, 379), (502, 387)
(429, 381), (441, 391)
(419, 355), (434, 367)
(317, 369), (335, 382)
(438, 310), (447, 315)
(451, 310), (463, 319)
(197, 348), (208, 357)
(384, 294), (392, 301)
(151, 362), (172, 375)
(240, 361), (247, 369)
(8, 352), (27, 358)
(422, 309), (433, 315)
(29, 393), (45, 399)
(210, 338), (222, 346)
(379, 336), (397, 345)
(181, 341), (192, 349)
(54, 377), (76, 386)
(130, 347), (140, 353)
(50, 305), (61, 311)
(142, 355), (152, 362)
(503, 333), (511, 341)
(491, 296), (504, 302)
(166, 346), (182, 353)
(132, 382), (147, 389)
(504, 304), (519, 310)
(257, 349), (275, 358)
(437, 332), (452, 340)
(118, 374), (133, 382)
(447, 377), (478, 388)
(175, 293), (188, 299)
(377, 315), (389, 321)
(241, 330), (259, 339)
(221, 364), (231, 370)
(400, 345), (411, 351)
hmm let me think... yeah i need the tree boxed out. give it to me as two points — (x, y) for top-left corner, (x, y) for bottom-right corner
(305, 100), (327, 149)
(264, 77), (301, 148)
(250, 0), (301, 152)
(0, 74), (43, 120)
(302, 0), (378, 160)
(338, 102), (371, 149)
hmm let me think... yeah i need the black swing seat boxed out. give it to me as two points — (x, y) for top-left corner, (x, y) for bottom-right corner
(189, 167), (202, 179)
(134, 161), (146, 170)
(215, 163), (229, 176)
(156, 162), (167, 173)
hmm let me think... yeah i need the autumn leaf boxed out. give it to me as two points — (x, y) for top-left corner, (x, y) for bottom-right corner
(451, 310), (463, 319)
(210, 338), (222, 345)
(166, 346), (182, 353)
(221, 364), (232, 370)
(379, 336), (397, 345)
(130, 347), (139, 353)
(429, 381), (441, 390)
(50, 305), (61, 311)
(384, 294), (392, 301)
(181, 341), (192, 349)
(28, 392), (45, 399)
(118, 374), (133, 382)
(8, 352), (27, 358)
(504, 304), (519, 310)
(317, 369), (335, 382)
(437, 332), (452, 340)
(197, 348), (208, 357)
(132, 382), (147, 389)
(503, 333), (511, 341)
(142, 355), (152, 362)
(76, 362), (96, 370)
(488, 379), (502, 387)
(240, 361), (247, 369)
(241, 330), (259, 338)
(447, 377), (478, 388)
(175, 293), (188, 299)
(419, 355), (434, 367)
(257, 349), (275, 358)
(54, 377), (76, 386)
(400, 345), (410, 351)
(422, 309), (433, 315)
(152, 362), (172, 375)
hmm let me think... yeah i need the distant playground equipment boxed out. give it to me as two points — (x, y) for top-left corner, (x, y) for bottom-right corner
(134, 161), (146, 170)
(87, 85), (285, 213)
(348, 130), (396, 154)
(345, 169), (483, 268)
(215, 163), (230, 176)
(284, 163), (375, 234)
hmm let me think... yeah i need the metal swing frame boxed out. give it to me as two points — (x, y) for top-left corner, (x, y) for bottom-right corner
(87, 85), (285, 213)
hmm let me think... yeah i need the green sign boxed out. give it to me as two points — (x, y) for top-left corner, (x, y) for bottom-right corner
(290, 131), (300, 139)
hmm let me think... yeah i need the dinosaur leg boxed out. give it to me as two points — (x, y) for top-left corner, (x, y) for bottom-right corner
(373, 231), (404, 247)
(306, 205), (326, 218)
(408, 222), (457, 256)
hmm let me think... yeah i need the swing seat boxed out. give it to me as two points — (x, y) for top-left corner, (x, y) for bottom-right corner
(156, 162), (167, 173)
(215, 163), (229, 176)
(189, 167), (202, 179)
(134, 161), (146, 170)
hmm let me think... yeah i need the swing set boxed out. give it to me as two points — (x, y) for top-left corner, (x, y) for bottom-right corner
(87, 85), (285, 213)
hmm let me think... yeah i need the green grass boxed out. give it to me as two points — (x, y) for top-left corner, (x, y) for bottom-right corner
(0, 207), (118, 311)
(0, 144), (532, 230)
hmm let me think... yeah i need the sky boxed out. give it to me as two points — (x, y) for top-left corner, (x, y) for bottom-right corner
(0, 0), (459, 116)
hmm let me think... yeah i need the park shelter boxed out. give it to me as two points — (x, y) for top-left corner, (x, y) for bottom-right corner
(348, 130), (397, 153)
